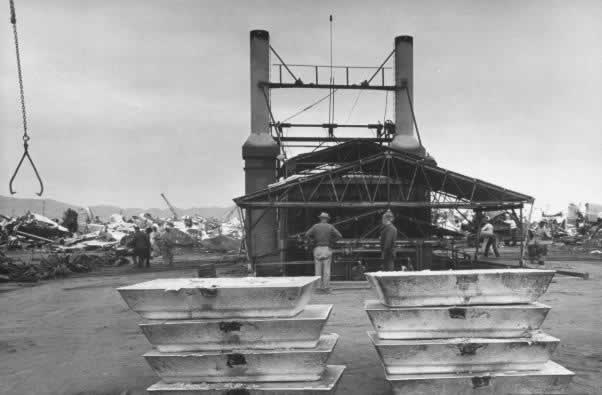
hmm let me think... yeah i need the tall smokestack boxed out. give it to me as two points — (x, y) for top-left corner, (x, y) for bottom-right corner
(242, 30), (280, 274)
(391, 35), (426, 157)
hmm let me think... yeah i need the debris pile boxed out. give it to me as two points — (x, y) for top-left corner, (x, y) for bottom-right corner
(1, 209), (244, 253)
(0, 251), (129, 282)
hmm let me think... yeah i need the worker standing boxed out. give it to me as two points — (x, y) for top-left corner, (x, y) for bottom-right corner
(131, 225), (151, 268)
(305, 212), (342, 293)
(481, 217), (500, 257)
(158, 223), (175, 266)
(503, 213), (518, 246)
(380, 210), (398, 271)
(149, 225), (161, 259)
(527, 221), (552, 265)
(143, 227), (153, 268)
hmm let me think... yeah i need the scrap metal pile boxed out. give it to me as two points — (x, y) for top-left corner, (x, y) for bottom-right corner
(0, 211), (243, 252)
(0, 210), (244, 282)
(0, 251), (129, 282)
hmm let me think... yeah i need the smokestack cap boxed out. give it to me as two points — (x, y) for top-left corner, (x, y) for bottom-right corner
(250, 30), (269, 40)
(395, 35), (413, 45)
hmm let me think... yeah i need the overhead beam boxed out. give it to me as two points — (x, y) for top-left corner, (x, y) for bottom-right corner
(237, 201), (525, 209)
(279, 137), (392, 143)
(260, 82), (399, 91)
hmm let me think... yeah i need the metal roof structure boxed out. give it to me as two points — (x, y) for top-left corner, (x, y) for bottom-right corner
(234, 141), (533, 211)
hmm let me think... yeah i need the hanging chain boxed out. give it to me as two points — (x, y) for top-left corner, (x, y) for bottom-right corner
(8, 0), (44, 196)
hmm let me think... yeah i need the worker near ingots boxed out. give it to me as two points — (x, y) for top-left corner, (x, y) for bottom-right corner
(481, 217), (500, 258)
(380, 210), (398, 271)
(527, 220), (552, 266)
(305, 212), (342, 293)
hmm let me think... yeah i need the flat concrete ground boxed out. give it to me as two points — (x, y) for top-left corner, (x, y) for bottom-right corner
(1, 262), (601, 395)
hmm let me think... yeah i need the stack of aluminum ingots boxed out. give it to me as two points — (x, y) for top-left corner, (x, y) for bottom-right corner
(364, 269), (574, 395)
(118, 276), (344, 394)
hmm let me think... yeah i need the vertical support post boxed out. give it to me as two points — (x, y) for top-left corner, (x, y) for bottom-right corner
(279, 64), (282, 83)
(473, 210), (482, 262)
(381, 67), (385, 86)
(278, 207), (287, 274)
(315, 66), (319, 84)
(243, 30), (281, 275)
(519, 206), (524, 266)
(520, 202), (535, 267)
(346, 67), (349, 85)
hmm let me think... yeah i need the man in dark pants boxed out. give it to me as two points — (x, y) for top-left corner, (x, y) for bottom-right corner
(380, 210), (398, 271)
(481, 218), (500, 257)
(131, 226), (151, 268)
(143, 227), (153, 267)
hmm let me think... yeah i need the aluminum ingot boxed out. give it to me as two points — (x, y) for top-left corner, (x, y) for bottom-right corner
(140, 305), (332, 352)
(365, 269), (554, 307)
(118, 276), (319, 319)
(386, 360), (573, 395)
(368, 331), (558, 374)
(365, 300), (550, 339)
(146, 365), (345, 394)
(144, 333), (338, 383)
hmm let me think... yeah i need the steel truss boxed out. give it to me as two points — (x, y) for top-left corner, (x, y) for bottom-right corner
(235, 150), (532, 211)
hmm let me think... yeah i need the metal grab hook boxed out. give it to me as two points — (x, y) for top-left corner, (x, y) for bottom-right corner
(8, 0), (44, 197)
(9, 137), (44, 196)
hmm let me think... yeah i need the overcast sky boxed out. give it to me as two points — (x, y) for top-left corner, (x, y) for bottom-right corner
(1, 0), (600, 213)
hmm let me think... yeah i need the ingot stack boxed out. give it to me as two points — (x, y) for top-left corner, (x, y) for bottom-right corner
(118, 276), (344, 394)
(364, 269), (574, 395)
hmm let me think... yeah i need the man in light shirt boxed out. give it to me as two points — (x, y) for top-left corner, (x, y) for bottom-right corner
(481, 217), (499, 257)
(503, 213), (518, 245)
(305, 212), (342, 292)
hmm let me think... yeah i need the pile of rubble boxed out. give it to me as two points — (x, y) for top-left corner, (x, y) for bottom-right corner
(1, 210), (243, 253)
(0, 251), (129, 282)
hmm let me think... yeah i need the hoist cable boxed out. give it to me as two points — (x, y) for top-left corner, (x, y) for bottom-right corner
(8, 0), (44, 196)
(282, 90), (336, 122)
(345, 90), (363, 123)
(383, 91), (389, 125)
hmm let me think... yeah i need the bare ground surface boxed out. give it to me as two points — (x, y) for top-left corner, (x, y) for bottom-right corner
(1, 260), (601, 395)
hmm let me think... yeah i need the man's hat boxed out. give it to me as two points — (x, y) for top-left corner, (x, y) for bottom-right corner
(318, 212), (330, 219)
(382, 209), (394, 220)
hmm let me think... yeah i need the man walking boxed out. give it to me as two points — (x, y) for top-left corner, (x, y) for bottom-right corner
(305, 212), (342, 292)
(481, 217), (499, 257)
(380, 210), (398, 271)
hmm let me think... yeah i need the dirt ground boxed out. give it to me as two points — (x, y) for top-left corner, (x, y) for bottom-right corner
(1, 260), (601, 395)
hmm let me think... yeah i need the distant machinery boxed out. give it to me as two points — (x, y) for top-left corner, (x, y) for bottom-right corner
(160, 193), (179, 220)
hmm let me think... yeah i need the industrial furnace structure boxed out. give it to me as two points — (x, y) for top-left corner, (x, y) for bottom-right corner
(235, 30), (533, 278)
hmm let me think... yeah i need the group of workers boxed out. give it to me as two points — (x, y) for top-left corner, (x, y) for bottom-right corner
(480, 214), (551, 265)
(128, 224), (176, 268)
(304, 210), (399, 292)
(305, 210), (553, 292)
